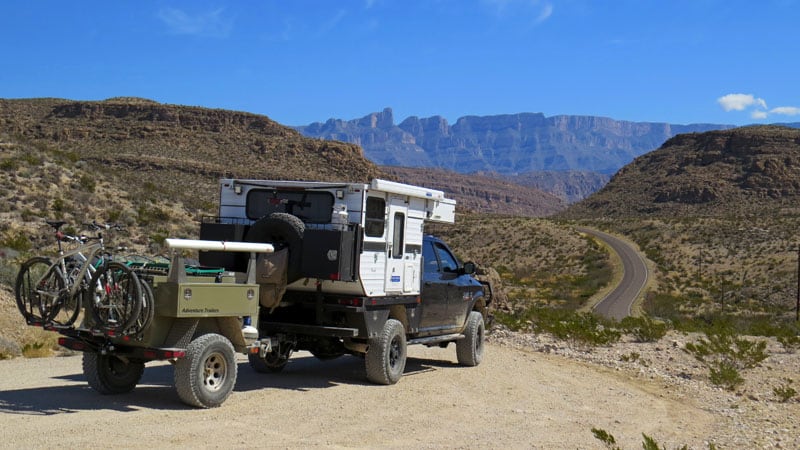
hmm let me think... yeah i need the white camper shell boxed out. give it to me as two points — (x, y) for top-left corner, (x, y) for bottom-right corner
(207, 178), (456, 298)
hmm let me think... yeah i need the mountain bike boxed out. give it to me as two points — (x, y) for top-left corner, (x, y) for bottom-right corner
(15, 220), (143, 333)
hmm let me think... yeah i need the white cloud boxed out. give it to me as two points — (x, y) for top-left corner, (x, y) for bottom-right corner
(718, 93), (800, 121)
(717, 93), (767, 112)
(770, 106), (800, 116)
(157, 7), (233, 38)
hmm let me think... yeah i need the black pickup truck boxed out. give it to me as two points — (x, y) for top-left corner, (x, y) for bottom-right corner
(202, 178), (492, 386)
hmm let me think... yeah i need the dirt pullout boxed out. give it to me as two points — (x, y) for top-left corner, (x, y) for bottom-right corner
(0, 343), (713, 449)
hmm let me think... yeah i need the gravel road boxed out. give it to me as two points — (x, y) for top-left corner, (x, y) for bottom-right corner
(0, 342), (716, 449)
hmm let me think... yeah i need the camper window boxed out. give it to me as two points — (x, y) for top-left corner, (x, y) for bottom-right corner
(246, 189), (334, 223)
(392, 212), (405, 259)
(365, 197), (386, 237)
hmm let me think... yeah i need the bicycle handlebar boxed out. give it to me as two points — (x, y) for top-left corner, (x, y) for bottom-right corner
(82, 221), (125, 232)
(49, 220), (125, 246)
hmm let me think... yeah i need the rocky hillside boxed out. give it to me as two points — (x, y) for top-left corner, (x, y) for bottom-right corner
(297, 107), (736, 176)
(0, 97), (378, 257)
(0, 97), (379, 182)
(563, 126), (800, 218)
(381, 166), (566, 217)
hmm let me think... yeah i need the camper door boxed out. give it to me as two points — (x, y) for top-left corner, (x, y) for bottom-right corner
(385, 197), (412, 294)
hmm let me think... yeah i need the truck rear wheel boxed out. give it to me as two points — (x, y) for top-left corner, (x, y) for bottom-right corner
(456, 311), (485, 367)
(174, 333), (237, 408)
(248, 351), (289, 373)
(365, 319), (407, 385)
(83, 353), (145, 394)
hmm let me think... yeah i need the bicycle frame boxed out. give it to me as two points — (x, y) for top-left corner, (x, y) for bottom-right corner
(36, 238), (106, 305)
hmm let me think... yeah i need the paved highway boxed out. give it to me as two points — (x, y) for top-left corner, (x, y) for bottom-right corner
(578, 227), (649, 321)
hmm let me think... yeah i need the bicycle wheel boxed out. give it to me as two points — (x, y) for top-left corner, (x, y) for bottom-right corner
(15, 257), (64, 324)
(87, 261), (143, 334)
(128, 279), (155, 337)
(47, 290), (82, 327)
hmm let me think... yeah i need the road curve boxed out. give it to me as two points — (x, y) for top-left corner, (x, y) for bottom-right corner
(578, 227), (649, 321)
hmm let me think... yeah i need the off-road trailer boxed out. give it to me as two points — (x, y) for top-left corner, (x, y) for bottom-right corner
(55, 238), (272, 408)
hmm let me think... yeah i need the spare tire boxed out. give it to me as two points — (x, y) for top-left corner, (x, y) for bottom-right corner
(246, 213), (305, 283)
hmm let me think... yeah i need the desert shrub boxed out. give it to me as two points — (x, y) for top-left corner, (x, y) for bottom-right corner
(591, 427), (620, 449)
(772, 378), (798, 403)
(51, 197), (66, 213)
(707, 360), (744, 390)
(78, 173), (96, 192)
(777, 335), (800, 353)
(684, 326), (769, 390)
(620, 316), (669, 343)
(137, 204), (170, 225)
(1, 230), (31, 252)
(620, 351), (640, 362)
(592, 428), (713, 450)
(496, 308), (620, 347)
(0, 158), (20, 171)
(22, 341), (53, 358)
(642, 291), (683, 322)
(538, 310), (621, 347)
(0, 256), (19, 286)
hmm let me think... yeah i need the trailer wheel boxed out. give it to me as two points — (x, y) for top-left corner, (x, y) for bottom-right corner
(247, 352), (289, 373)
(174, 334), (237, 408)
(365, 319), (407, 385)
(456, 311), (485, 367)
(83, 353), (145, 394)
(245, 212), (305, 283)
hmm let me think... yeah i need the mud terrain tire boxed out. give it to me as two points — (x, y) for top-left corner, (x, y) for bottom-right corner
(456, 311), (485, 367)
(365, 319), (407, 385)
(83, 353), (145, 394)
(175, 333), (237, 408)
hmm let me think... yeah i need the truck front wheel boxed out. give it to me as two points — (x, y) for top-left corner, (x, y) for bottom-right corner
(83, 353), (144, 395)
(365, 319), (407, 385)
(456, 311), (485, 367)
(174, 333), (237, 408)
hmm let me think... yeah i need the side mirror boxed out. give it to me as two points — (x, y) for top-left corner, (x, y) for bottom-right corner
(461, 261), (476, 275)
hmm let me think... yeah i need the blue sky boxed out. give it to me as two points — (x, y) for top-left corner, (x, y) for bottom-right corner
(1, 1), (798, 127)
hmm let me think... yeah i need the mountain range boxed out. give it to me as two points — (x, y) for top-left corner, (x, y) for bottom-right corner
(297, 109), (730, 172)
(297, 108), (800, 201)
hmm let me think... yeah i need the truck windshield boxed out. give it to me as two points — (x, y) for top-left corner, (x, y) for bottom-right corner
(246, 189), (334, 223)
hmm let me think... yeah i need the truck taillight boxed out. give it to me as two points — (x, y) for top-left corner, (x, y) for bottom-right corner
(58, 337), (86, 351)
(143, 349), (185, 359)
